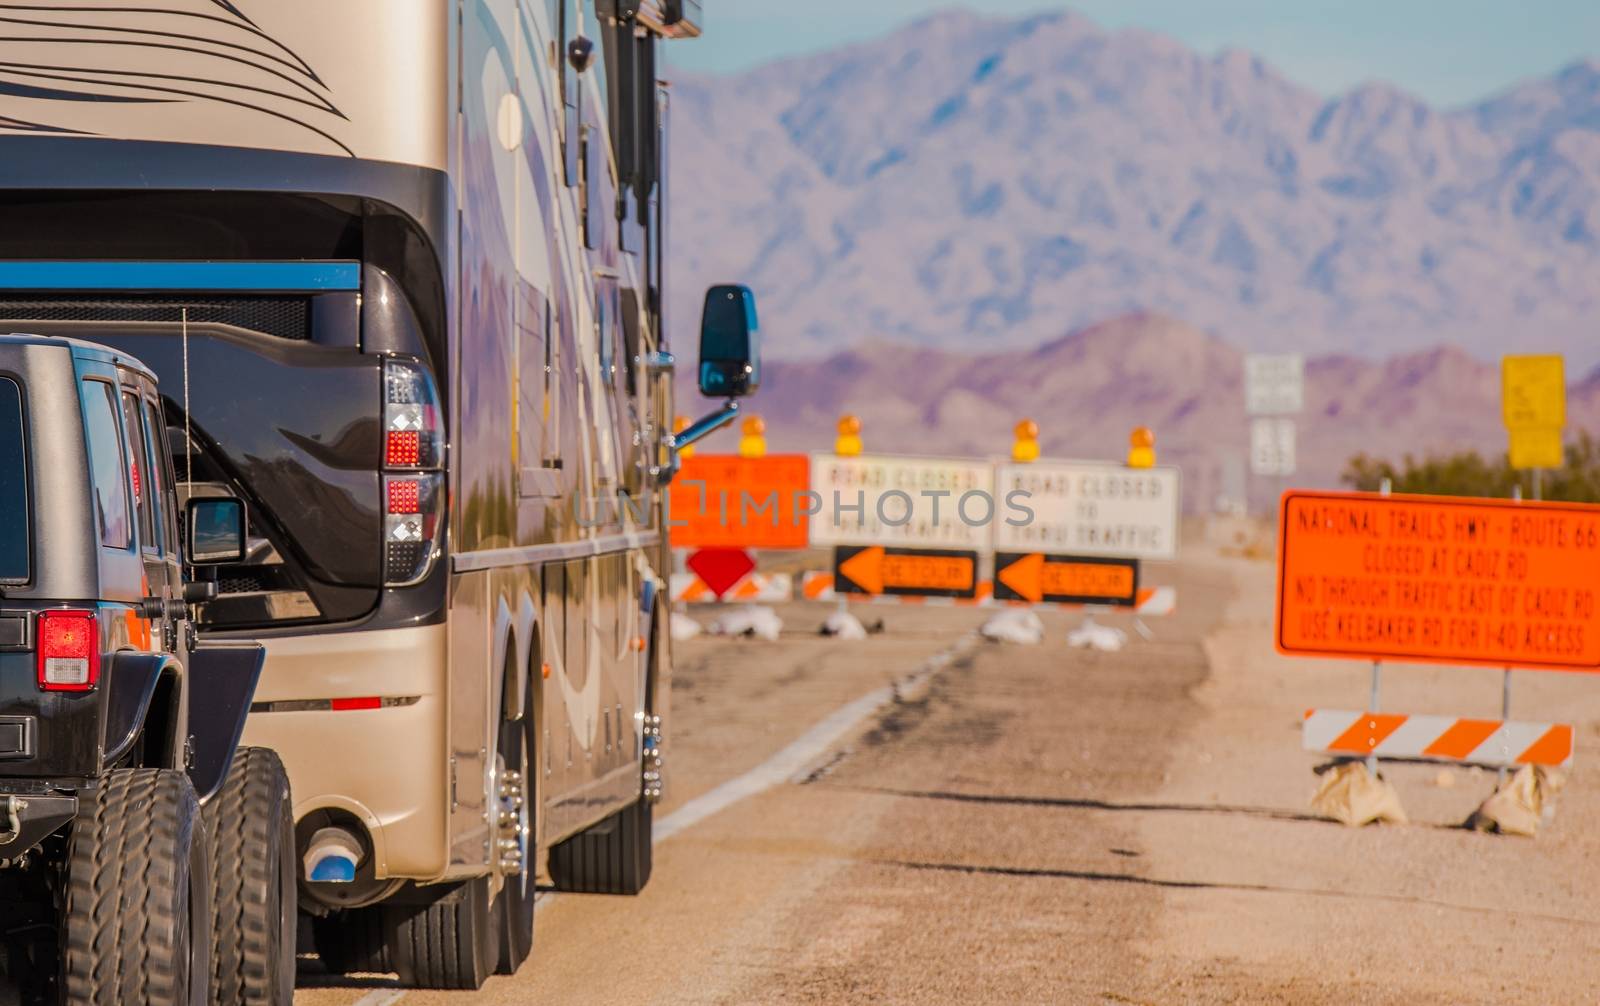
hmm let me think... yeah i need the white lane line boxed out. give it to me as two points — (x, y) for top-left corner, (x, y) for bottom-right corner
(333, 635), (975, 1006)
(654, 633), (975, 842)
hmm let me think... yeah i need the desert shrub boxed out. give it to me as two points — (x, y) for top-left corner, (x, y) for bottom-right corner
(1341, 432), (1600, 502)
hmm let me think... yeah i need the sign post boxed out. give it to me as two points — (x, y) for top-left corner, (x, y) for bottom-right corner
(1501, 354), (1565, 497)
(1246, 354), (1303, 515)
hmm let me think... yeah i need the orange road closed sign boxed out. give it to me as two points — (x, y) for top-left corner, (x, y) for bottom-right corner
(668, 454), (811, 550)
(1277, 491), (1600, 671)
(994, 553), (1139, 606)
(833, 546), (978, 599)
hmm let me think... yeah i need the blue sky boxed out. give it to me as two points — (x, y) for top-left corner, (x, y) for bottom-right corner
(665, 1), (1599, 107)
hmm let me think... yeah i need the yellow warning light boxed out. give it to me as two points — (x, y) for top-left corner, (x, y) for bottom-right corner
(1128, 426), (1156, 468)
(674, 415), (695, 460)
(738, 416), (767, 459)
(1012, 420), (1040, 463)
(835, 415), (863, 457)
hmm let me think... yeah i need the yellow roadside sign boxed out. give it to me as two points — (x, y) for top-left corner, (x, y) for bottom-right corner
(1502, 355), (1565, 430)
(1509, 427), (1564, 470)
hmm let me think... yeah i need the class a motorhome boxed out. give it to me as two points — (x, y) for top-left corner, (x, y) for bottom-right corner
(0, 0), (751, 989)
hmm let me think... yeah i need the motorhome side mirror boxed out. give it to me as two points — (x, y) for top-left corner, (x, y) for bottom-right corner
(698, 284), (761, 399)
(184, 497), (246, 566)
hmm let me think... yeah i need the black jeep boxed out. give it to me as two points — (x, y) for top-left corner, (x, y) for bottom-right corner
(0, 333), (295, 1005)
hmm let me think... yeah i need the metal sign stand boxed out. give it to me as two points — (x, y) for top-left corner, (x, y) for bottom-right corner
(1367, 658), (1383, 776)
(1499, 667), (1513, 785)
(1132, 614), (1154, 642)
(1366, 477), (1391, 775)
(1499, 482), (1530, 784)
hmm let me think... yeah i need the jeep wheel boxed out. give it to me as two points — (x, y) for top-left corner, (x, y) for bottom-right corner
(204, 747), (296, 1005)
(62, 768), (210, 1006)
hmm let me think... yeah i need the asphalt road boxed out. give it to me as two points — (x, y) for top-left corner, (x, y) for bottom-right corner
(296, 538), (1600, 1004)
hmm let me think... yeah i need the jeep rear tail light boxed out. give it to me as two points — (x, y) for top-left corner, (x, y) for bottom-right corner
(37, 609), (98, 692)
(383, 359), (443, 471)
(385, 474), (444, 586)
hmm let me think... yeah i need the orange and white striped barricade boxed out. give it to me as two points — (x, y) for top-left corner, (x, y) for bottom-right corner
(671, 571), (792, 605)
(1302, 710), (1574, 769)
(801, 570), (837, 601)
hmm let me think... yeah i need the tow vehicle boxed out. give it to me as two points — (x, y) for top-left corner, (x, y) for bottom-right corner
(0, 333), (295, 1005)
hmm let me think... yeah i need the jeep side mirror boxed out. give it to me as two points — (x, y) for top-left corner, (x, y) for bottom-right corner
(184, 497), (245, 566)
(698, 285), (761, 399)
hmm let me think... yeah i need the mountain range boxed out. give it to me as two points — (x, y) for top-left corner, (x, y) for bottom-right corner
(677, 313), (1600, 509)
(666, 8), (1600, 367)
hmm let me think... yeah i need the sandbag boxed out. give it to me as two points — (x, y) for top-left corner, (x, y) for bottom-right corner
(1466, 765), (1564, 837)
(980, 609), (1044, 645)
(819, 610), (868, 640)
(708, 605), (783, 641)
(1311, 761), (1407, 826)
(1067, 619), (1126, 652)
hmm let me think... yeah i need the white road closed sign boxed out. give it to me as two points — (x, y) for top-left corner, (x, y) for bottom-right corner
(994, 462), (1181, 560)
(1250, 417), (1296, 476)
(809, 454), (996, 549)
(1245, 354), (1305, 415)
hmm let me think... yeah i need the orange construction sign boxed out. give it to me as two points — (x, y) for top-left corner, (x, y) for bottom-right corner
(833, 546), (978, 599)
(667, 454), (810, 550)
(994, 552), (1139, 606)
(1277, 490), (1600, 671)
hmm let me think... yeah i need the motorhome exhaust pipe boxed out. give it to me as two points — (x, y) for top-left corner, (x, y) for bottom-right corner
(303, 826), (364, 884)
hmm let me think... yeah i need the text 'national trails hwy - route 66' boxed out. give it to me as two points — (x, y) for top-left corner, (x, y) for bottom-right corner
(1276, 491), (1600, 671)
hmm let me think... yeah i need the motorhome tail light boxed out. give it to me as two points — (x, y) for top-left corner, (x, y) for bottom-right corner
(387, 479), (422, 515)
(384, 474), (443, 586)
(37, 609), (99, 692)
(385, 430), (421, 467)
(383, 359), (443, 470)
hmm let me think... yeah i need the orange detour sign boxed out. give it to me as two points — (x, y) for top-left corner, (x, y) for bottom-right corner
(833, 546), (978, 599)
(1277, 490), (1600, 671)
(668, 454), (810, 550)
(995, 552), (1139, 606)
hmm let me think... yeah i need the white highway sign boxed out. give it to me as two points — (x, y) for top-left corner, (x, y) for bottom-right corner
(1245, 353), (1304, 415)
(994, 461), (1181, 561)
(1250, 417), (1297, 476)
(809, 453), (996, 549)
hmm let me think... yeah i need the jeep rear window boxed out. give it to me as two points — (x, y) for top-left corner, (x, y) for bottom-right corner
(0, 377), (27, 583)
(82, 380), (131, 550)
